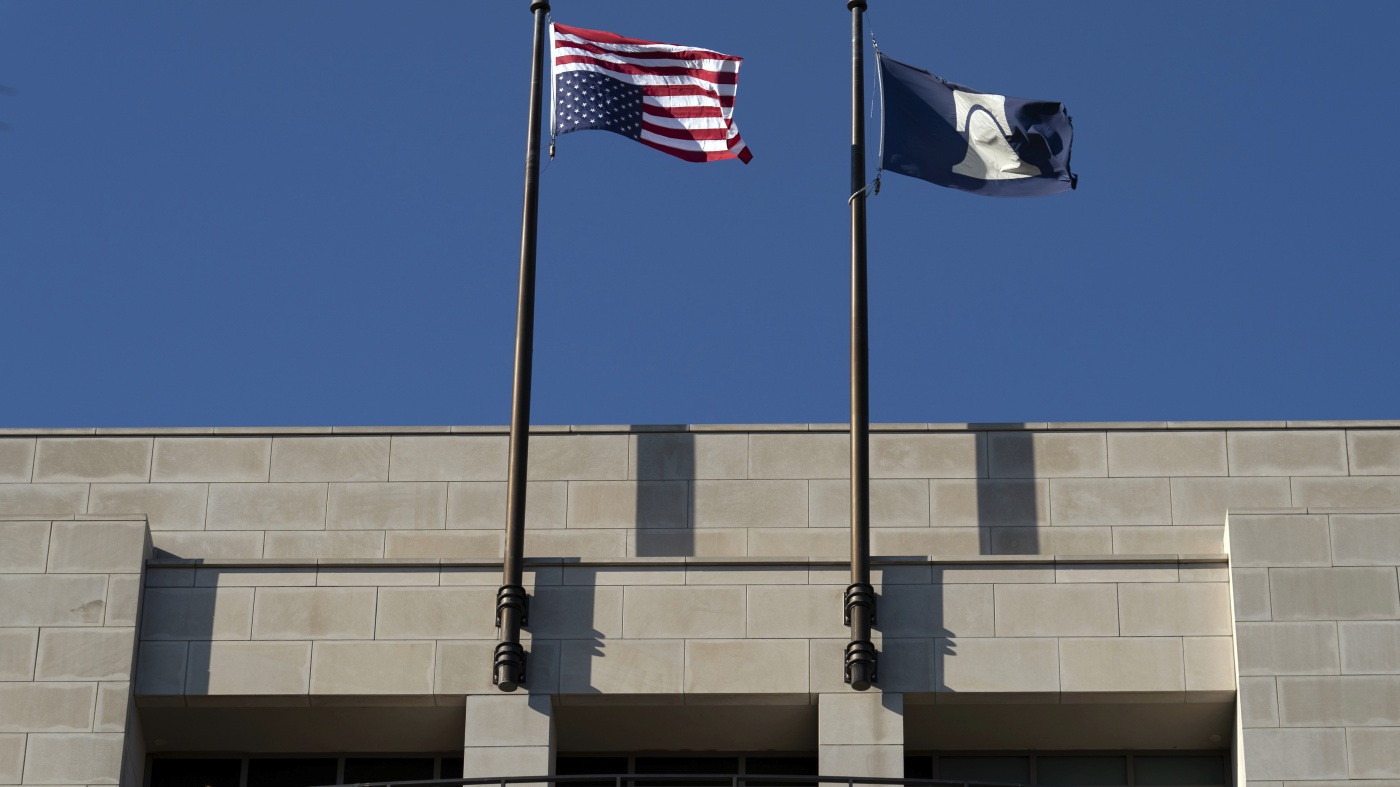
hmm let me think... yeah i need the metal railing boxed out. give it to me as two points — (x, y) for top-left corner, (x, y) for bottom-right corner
(320, 773), (1027, 787)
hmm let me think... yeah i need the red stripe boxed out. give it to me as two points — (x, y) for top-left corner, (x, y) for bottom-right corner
(553, 23), (742, 61)
(553, 37), (739, 65)
(642, 103), (724, 120)
(639, 138), (742, 163)
(642, 85), (735, 107)
(641, 120), (730, 142)
(554, 54), (738, 84)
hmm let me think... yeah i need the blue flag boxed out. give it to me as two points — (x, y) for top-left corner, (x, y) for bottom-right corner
(878, 55), (1076, 197)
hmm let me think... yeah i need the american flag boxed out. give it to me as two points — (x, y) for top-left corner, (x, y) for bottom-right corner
(550, 22), (752, 164)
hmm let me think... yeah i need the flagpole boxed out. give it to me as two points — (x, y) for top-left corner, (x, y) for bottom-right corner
(495, 0), (551, 692)
(844, 0), (877, 691)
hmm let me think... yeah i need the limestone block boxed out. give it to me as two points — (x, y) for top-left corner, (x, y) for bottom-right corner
(270, 436), (390, 482)
(565, 481), (688, 529)
(264, 531), (383, 559)
(1227, 514), (1331, 567)
(0, 484), (88, 518)
(0, 575), (106, 627)
(0, 521), (48, 572)
(563, 566), (683, 587)
(1228, 431), (1347, 476)
(0, 733), (23, 782)
(807, 638), (930, 694)
(88, 483), (208, 531)
(1118, 583), (1232, 636)
(389, 435), (507, 481)
(105, 575), (142, 627)
(933, 565), (1053, 584)
(872, 528), (983, 557)
(632, 529), (748, 558)
(315, 567), (435, 587)
(1232, 568), (1273, 622)
(133, 641), (187, 697)
(683, 639), (808, 694)
(1184, 636), (1235, 691)
(0, 683), (97, 732)
(990, 526), (1113, 556)
(623, 586), (745, 639)
(142, 587), (253, 641)
(693, 480), (807, 528)
(461, 746), (552, 779)
(1276, 675), (1400, 726)
(93, 682), (127, 732)
(811, 479), (931, 529)
(560, 638), (684, 694)
(20, 733), (124, 784)
(381, 531), (497, 560)
(746, 584), (846, 638)
(1054, 563), (1177, 583)
(1108, 431), (1226, 477)
(529, 586), (624, 639)
(440, 566), (560, 587)
(1347, 727), (1400, 778)
(250, 587), (375, 640)
(151, 531), (265, 560)
(33, 437), (151, 482)
(817, 744), (903, 780)
(0, 629), (37, 681)
(994, 584), (1118, 637)
(206, 482), (327, 531)
(1059, 637), (1184, 693)
(186, 641), (311, 696)
(630, 432), (747, 480)
(749, 433), (848, 479)
(686, 565), (807, 585)
(1112, 526), (1223, 554)
(35, 628), (135, 681)
(882, 585), (993, 638)
(1348, 430), (1400, 475)
(1241, 728), (1348, 780)
(435, 639), (560, 696)
(1340, 621), (1400, 674)
(937, 637), (1059, 693)
(1330, 513), (1400, 566)
(375, 587), (497, 639)
(1292, 477), (1400, 509)
(152, 437), (270, 482)
(1179, 563), (1229, 582)
(819, 692), (903, 745)
(1051, 478), (1171, 527)
(1269, 567), (1400, 621)
(748, 528), (847, 558)
(527, 434), (628, 481)
(0, 438), (35, 482)
(465, 692), (553, 747)
(526, 530), (626, 559)
(327, 482), (447, 530)
(1170, 477), (1292, 526)
(871, 433), (980, 479)
(1239, 677), (1280, 727)
(987, 431), (1106, 478)
(1236, 622), (1339, 676)
(193, 567), (311, 587)
(929, 479), (1048, 528)
(309, 641), (435, 695)
(447, 481), (567, 530)
(47, 521), (147, 574)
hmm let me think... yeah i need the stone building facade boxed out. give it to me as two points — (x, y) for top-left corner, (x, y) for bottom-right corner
(1, 422), (1398, 785)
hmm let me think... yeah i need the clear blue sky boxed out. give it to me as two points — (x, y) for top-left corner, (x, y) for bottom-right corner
(2, 2), (1396, 428)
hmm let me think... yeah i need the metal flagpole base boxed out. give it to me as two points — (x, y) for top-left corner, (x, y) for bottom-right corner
(844, 639), (877, 689)
(493, 641), (527, 691)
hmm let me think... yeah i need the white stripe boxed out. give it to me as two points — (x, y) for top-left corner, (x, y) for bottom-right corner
(554, 61), (736, 94)
(643, 114), (729, 131)
(640, 129), (732, 153)
(642, 95), (734, 122)
(554, 45), (738, 74)
(554, 29), (740, 62)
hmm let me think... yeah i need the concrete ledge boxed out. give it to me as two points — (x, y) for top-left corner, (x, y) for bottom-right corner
(147, 554), (1230, 569)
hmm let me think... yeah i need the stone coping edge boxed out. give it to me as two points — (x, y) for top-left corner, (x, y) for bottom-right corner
(3, 420), (1399, 436)
(147, 553), (1229, 569)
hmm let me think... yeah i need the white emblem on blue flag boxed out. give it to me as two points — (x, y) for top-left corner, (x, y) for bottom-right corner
(951, 90), (1041, 181)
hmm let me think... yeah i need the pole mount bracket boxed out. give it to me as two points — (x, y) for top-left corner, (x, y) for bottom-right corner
(844, 582), (877, 626)
(496, 584), (530, 628)
(493, 641), (527, 688)
(844, 639), (878, 685)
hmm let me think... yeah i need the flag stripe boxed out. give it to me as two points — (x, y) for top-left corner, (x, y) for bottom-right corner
(554, 42), (740, 72)
(553, 25), (741, 61)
